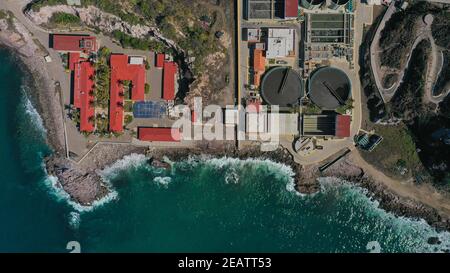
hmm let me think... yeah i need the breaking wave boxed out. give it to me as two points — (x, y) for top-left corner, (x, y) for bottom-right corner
(19, 85), (46, 136)
(69, 212), (81, 229)
(43, 174), (118, 213)
(100, 153), (149, 180)
(153, 176), (172, 188)
(316, 177), (450, 253)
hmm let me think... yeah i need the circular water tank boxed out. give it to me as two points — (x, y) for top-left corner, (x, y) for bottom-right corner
(308, 67), (351, 110)
(260, 67), (304, 107)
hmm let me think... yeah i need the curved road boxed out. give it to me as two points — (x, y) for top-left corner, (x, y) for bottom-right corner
(370, 2), (448, 104)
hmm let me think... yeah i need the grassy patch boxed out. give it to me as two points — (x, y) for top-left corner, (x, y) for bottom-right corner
(49, 12), (81, 26)
(361, 124), (422, 178)
(30, 0), (67, 12)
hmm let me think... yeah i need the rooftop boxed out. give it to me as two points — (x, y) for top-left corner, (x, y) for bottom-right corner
(138, 127), (181, 142)
(266, 28), (295, 58)
(51, 34), (97, 52)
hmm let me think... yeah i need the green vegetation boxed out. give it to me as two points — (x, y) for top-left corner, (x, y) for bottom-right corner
(379, 2), (434, 68)
(431, 9), (450, 49)
(112, 30), (166, 52)
(93, 46), (111, 108)
(302, 102), (322, 115)
(439, 94), (450, 119)
(0, 10), (8, 19)
(389, 40), (430, 121)
(361, 124), (421, 178)
(30, 0), (67, 12)
(49, 12), (81, 26)
(121, 80), (131, 99)
(144, 83), (150, 94)
(70, 108), (80, 124)
(336, 98), (354, 115)
(124, 101), (133, 112)
(95, 114), (109, 136)
(0, 9), (14, 27)
(144, 59), (150, 70)
(124, 115), (133, 126)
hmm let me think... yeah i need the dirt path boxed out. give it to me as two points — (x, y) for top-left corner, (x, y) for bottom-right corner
(349, 150), (450, 217)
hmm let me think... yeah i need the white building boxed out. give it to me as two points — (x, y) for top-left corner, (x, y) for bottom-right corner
(364, 0), (382, 5)
(245, 112), (299, 135)
(129, 56), (144, 65)
(266, 28), (295, 58)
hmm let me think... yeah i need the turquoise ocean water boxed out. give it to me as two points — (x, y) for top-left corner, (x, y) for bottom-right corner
(1, 48), (450, 253)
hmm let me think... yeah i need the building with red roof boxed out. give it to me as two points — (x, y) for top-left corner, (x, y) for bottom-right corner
(162, 61), (178, 101)
(284, 0), (299, 19)
(138, 127), (181, 142)
(302, 114), (351, 138)
(68, 52), (81, 71)
(71, 57), (95, 132)
(335, 115), (351, 138)
(52, 34), (97, 52)
(253, 48), (266, 87)
(155, 53), (165, 68)
(109, 54), (147, 132)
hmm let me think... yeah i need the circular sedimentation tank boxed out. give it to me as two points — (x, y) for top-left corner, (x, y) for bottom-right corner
(308, 67), (351, 110)
(260, 66), (304, 107)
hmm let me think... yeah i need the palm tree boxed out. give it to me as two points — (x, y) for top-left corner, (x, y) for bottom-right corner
(88, 115), (95, 125)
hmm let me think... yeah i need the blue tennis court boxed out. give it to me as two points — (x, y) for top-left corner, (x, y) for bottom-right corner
(133, 101), (167, 118)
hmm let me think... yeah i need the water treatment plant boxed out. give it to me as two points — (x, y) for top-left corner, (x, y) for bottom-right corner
(260, 67), (304, 107)
(307, 66), (351, 110)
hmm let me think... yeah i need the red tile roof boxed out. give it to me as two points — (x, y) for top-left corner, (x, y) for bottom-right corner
(155, 53), (165, 68)
(109, 54), (147, 132)
(109, 54), (126, 132)
(163, 61), (178, 101)
(253, 49), (266, 87)
(335, 115), (351, 138)
(68, 52), (80, 70)
(78, 61), (95, 132)
(52, 34), (97, 52)
(284, 0), (299, 18)
(138, 127), (181, 142)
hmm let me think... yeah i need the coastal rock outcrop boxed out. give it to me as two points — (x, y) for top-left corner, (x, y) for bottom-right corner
(45, 156), (109, 206)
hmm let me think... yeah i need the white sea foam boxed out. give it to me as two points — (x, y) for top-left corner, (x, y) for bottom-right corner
(20, 85), (46, 135)
(69, 212), (81, 229)
(153, 176), (172, 188)
(317, 177), (450, 253)
(100, 153), (149, 180)
(43, 174), (118, 213)
(206, 156), (295, 179)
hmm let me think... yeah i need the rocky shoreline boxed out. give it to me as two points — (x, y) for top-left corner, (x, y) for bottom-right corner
(2, 5), (450, 236)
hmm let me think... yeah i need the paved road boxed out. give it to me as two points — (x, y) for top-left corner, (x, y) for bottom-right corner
(370, 2), (448, 104)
